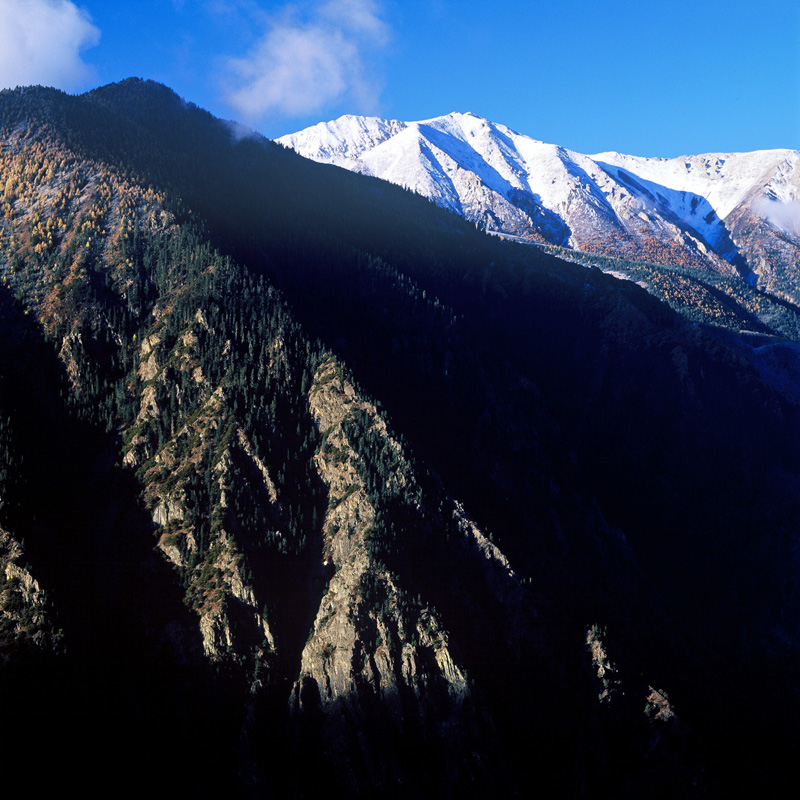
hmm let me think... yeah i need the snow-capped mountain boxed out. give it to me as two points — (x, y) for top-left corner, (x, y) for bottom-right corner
(279, 113), (800, 300)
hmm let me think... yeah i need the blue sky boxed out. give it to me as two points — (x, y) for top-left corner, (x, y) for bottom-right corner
(0, 0), (798, 157)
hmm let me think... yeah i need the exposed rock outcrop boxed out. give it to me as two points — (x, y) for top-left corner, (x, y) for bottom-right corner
(290, 358), (491, 793)
(0, 527), (63, 660)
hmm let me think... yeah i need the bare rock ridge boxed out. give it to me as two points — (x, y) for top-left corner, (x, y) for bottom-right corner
(293, 357), (481, 791)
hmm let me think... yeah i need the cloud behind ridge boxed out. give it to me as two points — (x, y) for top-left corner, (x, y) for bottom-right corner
(754, 197), (800, 237)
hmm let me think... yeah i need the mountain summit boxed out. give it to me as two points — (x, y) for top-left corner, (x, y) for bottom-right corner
(281, 112), (800, 299)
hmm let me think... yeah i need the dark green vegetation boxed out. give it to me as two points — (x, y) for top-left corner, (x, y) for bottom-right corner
(1, 80), (799, 798)
(539, 242), (800, 341)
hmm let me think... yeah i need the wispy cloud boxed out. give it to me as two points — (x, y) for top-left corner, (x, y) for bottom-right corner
(0, 0), (100, 91)
(222, 0), (389, 124)
(754, 197), (800, 238)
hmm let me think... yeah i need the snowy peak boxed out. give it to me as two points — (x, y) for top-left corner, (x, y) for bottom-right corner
(594, 148), (799, 220)
(280, 114), (800, 300)
(278, 114), (407, 166)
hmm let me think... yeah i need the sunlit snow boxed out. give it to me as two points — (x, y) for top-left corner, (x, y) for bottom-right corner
(279, 113), (800, 254)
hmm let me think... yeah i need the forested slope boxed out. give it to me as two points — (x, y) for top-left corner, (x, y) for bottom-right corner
(0, 80), (798, 798)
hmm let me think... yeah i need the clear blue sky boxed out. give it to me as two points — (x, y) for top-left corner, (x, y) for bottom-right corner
(1, 0), (798, 157)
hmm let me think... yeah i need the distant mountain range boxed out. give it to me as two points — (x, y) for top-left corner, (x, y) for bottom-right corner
(281, 112), (800, 301)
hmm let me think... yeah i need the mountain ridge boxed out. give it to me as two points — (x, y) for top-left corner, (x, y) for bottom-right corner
(1, 79), (799, 797)
(280, 112), (800, 299)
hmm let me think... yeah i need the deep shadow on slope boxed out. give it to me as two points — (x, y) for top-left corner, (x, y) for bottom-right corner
(0, 286), (243, 797)
(3, 81), (800, 796)
(58, 80), (800, 795)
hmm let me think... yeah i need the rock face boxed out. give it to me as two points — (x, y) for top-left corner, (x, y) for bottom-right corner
(0, 528), (63, 660)
(290, 357), (493, 794)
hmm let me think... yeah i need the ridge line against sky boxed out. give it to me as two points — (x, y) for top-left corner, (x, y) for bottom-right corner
(0, 0), (798, 158)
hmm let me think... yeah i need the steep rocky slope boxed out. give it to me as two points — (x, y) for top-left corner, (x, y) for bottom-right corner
(0, 80), (798, 797)
(0, 527), (63, 661)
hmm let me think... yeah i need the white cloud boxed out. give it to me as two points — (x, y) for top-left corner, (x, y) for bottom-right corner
(318, 0), (388, 40)
(754, 197), (800, 238)
(223, 0), (388, 123)
(0, 0), (100, 91)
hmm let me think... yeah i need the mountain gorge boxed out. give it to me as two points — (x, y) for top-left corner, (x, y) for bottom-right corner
(1, 79), (799, 798)
(280, 112), (800, 301)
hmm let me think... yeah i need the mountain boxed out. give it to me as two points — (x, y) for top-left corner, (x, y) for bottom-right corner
(280, 112), (800, 300)
(1, 79), (800, 798)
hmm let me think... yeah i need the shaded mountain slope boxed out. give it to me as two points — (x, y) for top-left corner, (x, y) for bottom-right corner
(0, 80), (798, 797)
